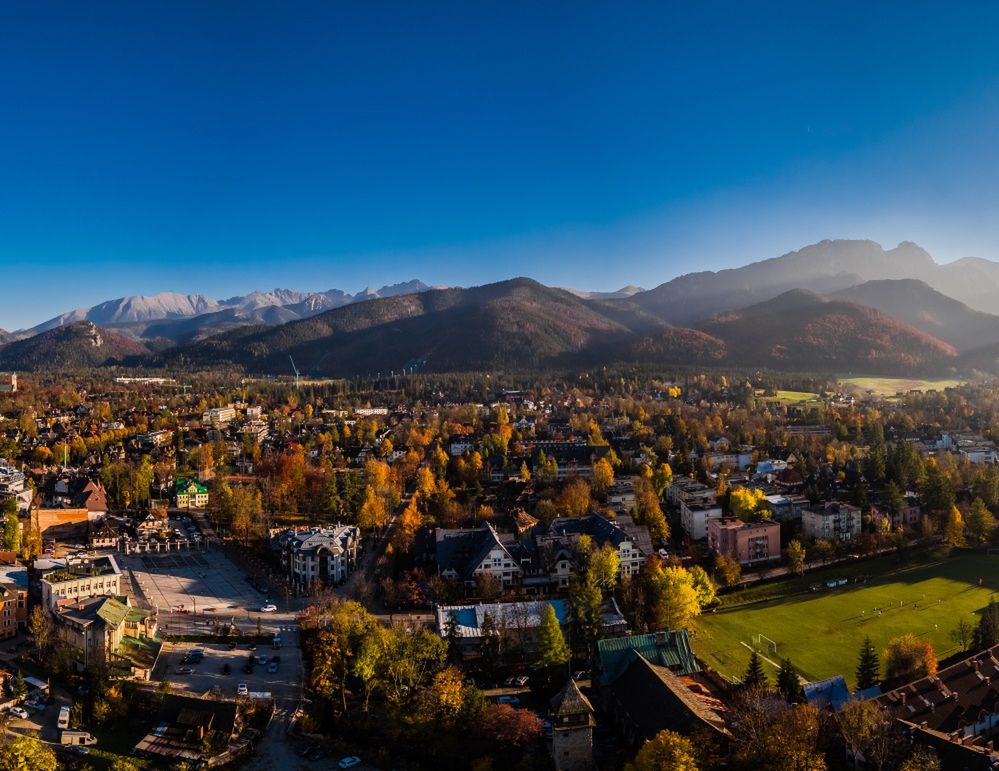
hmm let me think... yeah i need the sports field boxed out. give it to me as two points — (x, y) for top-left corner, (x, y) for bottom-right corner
(839, 376), (963, 395)
(692, 552), (997, 687)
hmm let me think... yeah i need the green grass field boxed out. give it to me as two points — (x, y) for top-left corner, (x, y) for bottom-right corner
(692, 552), (998, 687)
(755, 389), (821, 405)
(839, 376), (963, 395)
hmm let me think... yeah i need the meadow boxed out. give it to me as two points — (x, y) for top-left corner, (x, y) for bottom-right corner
(692, 551), (998, 687)
(838, 376), (963, 395)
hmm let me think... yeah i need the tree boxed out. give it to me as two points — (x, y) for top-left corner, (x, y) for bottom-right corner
(535, 603), (570, 670)
(974, 599), (999, 650)
(10, 672), (26, 702)
(786, 539), (806, 577)
(568, 570), (603, 656)
(898, 748), (941, 771)
(687, 565), (717, 609)
(650, 463), (673, 499)
(943, 505), (966, 547)
(479, 612), (501, 678)
(645, 565), (701, 632)
(0, 500), (18, 553)
(27, 607), (51, 654)
(836, 700), (905, 771)
(0, 735), (57, 771)
(633, 478), (669, 542)
(730, 487), (769, 520)
(631, 729), (699, 771)
(884, 634), (936, 682)
(951, 617), (975, 652)
(743, 651), (767, 689)
(591, 457), (615, 495)
(965, 497), (996, 545)
(776, 658), (803, 703)
(474, 702), (542, 750)
(556, 478), (591, 518)
(358, 485), (389, 531)
(855, 636), (880, 691)
(919, 461), (954, 514)
(714, 552), (741, 587)
(391, 495), (422, 553)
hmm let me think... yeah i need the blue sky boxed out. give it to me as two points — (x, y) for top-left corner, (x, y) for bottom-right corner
(3, 2), (999, 328)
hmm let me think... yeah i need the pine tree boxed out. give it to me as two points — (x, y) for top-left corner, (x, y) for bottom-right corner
(535, 603), (570, 669)
(974, 600), (999, 651)
(743, 650), (767, 689)
(856, 636), (880, 690)
(479, 612), (500, 678)
(776, 658), (803, 702)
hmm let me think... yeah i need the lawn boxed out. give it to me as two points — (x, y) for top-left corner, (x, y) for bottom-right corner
(692, 552), (998, 687)
(754, 389), (821, 406)
(839, 376), (963, 395)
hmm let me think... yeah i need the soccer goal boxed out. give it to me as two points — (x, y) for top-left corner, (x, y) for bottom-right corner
(753, 634), (778, 654)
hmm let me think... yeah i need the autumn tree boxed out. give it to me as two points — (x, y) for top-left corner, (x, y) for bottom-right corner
(730, 487), (769, 520)
(630, 729), (699, 771)
(591, 457), (615, 495)
(836, 700), (906, 771)
(884, 634), (936, 682)
(713, 552), (741, 587)
(786, 539), (806, 577)
(358, 485), (389, 531)
(687, 565), (717, 609)
(0, 499), (18, 553)
(643, 564), (701, 632)
(965, 497), (996, 545)
(556, 478), (591, 518)
(27, 606), (51, 655)
(0, 735), (57, 771)
(391, 495), (422, 553)
(943, 505), (966, 547)
(633, 477), (669, 542)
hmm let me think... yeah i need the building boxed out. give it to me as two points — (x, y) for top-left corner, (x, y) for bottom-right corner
(707, 517), (781, 566)
(174, 480), (209, 509)
(876, 644), (999, 769)
(134, 694), (240, 764)
(0, 565), (28, 638)
(550, 679), (594, 771)
(240, 421), (269, 443)
(530, 442), (611, 480)
(275, 525), (361, 589)
(762, 493), (809, 523)
(40, 555), (122, 609)
(802, 501), (862, 542)
(201, 406), (237, 426)
(595, 630), (700, 687)
(669, 477), (723, 541)
(0, 374), (15, 394)
(53, 594), (159, 677)
(436, 522), (522, 588)
(531, 514), (653, 583)
(89, 517), (124, 550)
(435, 599), (570, 658)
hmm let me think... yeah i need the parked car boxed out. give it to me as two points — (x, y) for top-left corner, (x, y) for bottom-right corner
(267, 662), (278, 674)
(8, 707), (28, 719)
(513, 675), (529, 687)
(495, 695), (520, 705)
(24, 700), (45, 713)
(339, 757), (361, 769)
(257, 655), (268, 666)
(237, 683), (248, 697)
(176, 667), (194, 675)
(259, 603), (277, 613)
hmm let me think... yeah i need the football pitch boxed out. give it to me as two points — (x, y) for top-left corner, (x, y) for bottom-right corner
(692, 552), (998, 687)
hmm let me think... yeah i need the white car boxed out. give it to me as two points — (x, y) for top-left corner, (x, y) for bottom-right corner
(8, 707), (28, 719)
(259, 604), (277, 613)
(339, 758), (361, 769)
(237, 683), (248, 697)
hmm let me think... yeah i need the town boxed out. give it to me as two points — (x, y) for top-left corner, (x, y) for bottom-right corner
(0, 369), (994, 770)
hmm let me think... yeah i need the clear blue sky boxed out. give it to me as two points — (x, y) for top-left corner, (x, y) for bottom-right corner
(3, 1), (999, 328)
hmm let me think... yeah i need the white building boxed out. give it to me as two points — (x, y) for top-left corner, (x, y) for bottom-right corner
(802, 501), (862, 542)
(201, 406), (237, 426)
(278, 526), (361, 588)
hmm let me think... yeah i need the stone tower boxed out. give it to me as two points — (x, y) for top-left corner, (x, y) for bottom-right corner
(550, 678), (594, 771)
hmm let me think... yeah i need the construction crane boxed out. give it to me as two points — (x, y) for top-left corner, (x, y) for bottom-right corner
(289, 356), (301, 389)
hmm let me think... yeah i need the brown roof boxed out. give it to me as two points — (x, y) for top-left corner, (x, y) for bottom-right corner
(550, 678), (593, 718)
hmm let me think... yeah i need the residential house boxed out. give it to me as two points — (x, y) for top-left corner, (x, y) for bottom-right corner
(435, 599), (569, 659)
(802, 501), (862, 542)
(532, 514), (653, 583)
(275, 525), (361, 589)
(174, 480), (209, 509)
(707, 517), (781, 566)
(53, 594), (159, 677)
(134, 694), (240, 764)
(436, 522), (522, 589)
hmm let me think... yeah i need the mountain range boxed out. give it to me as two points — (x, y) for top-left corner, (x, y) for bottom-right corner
(7, 239), (999, 376)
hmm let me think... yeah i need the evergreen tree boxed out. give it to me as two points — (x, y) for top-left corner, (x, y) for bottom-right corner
(444, 611), (461, 662)
(776, 658), (803, 702)
(856, 636), (880, 690)
(535, 603), (570, 669)
(479, 612), (500, 678)
(743, 650), (767, 689)
(974, 600), (999, 651)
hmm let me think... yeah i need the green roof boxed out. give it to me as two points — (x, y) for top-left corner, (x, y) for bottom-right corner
(596, 630), (700, 685)
(117, 635), (162, 669)
(95, 597), (130, 628)
(175, 479), (207, 494)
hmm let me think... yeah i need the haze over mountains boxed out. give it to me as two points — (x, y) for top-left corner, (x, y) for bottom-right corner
(7, 239), (999, 376)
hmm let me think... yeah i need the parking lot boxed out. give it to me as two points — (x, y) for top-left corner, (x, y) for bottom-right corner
(157, 640), (295, 701)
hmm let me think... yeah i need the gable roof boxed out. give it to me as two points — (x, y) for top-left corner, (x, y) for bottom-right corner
(551, 678), (594, 718)
(597, 629), (700, 685)
(435, 523), (518, 581)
